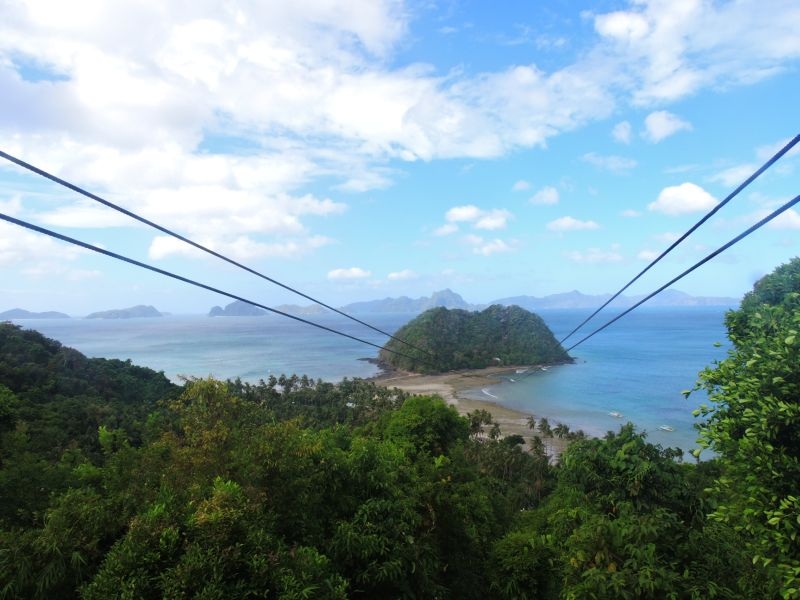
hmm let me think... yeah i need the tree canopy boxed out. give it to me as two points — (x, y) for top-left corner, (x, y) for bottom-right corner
(694, 256), (800, 596)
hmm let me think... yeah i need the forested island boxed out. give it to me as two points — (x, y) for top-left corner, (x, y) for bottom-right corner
(379, 304), (572, 373)
(86, 305), (163, 319)
(1, 258), (799, 598)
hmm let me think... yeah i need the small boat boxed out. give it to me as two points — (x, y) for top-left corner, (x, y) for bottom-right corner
(515, 367), (529, 374)
(608, 411), (623, 418)
(509, 378), (516, 382)
(658, 425), (674, 432)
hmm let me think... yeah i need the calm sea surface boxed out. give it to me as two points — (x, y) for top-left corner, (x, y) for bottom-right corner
(11, 306), (732, 454)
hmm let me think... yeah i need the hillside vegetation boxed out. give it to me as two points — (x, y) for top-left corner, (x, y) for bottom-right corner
(379, 304), (571, 373)
(1, 258), (799, 598)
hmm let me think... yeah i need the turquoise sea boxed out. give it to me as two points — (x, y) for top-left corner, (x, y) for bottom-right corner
(9, 306), (732, 454)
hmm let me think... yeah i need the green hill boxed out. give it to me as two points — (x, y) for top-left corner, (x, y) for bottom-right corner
(378, 304), (572, 373)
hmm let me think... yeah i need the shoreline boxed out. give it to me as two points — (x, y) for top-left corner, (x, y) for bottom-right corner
(370, 366), (568, 450)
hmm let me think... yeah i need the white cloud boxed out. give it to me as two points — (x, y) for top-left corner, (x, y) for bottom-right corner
(582, 152), (637, 173)
(765, 208), (800, 230)
(36, 200), (135, 228)
(0, 220), (95, 280)
(0, 196), (23, 216)
(434, 223), (458, 236)
(328, 266), (371, 280)
(529, 186), (559, 205)
(648, 182), (717, 215)
(458, 233), (515, 256)
(709, 163), (758, 188)
(446, 205), (484, 222)
(654, 231), (681, 243)
(594, 11), (650, 42)
(443, 205), (511, 230)
(472, 238), (514, 256)
(642, 110), (692, 143)
(512, 180), (531, 191)
(593, 1), (800, 105)
(475, 209), (512, 230)
(637, 249), (659, 261)
(612, 120), (632, 144)
(757, 137), (800, 161)
(149, 232), (332, 261)
(547, 216), (600, 232)
(567, 246), (623, 264)
(387, 268), (417, 280)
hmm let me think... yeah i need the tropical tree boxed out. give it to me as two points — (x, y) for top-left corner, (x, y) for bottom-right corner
(695, 288), (800, 596)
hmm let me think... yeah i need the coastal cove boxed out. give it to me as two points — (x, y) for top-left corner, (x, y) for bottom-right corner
(7, 306), (731, 455)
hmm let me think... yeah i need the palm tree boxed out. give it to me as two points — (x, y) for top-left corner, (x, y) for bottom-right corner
(553, 422), (570, 439)
(538, 417), (553, 437)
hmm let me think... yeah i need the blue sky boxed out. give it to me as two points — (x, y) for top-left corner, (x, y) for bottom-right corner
(1, 0), (799, 315)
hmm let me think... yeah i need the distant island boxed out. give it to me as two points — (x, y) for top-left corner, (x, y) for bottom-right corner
(379, 304), (572, 374)
(86, 305), (163, 319)
(0, 308), (70, 320)
(209, 300), (268, 317)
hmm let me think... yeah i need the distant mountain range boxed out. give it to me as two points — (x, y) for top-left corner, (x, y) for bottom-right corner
(339, 289), (470, 314)
(336, 288), (738, 314)
(2, 288), (740, 321)
(490, 288), (739, 311)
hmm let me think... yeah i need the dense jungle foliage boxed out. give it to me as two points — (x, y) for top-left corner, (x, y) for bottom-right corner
(1, 257), (799, 598)
(378, 304), (571, 374)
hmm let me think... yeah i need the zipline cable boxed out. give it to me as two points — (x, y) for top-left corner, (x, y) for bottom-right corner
(0, 149), (432, 357)
(0, 212), (435, 368)
(565, 192), (800, 353)
(559, 133), (800, 345)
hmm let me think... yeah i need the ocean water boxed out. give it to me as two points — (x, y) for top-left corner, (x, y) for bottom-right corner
(10, 306), (732, 454)
(462, 307), (731, 454)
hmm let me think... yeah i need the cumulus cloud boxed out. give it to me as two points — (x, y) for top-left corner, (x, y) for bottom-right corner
(434, 223), (458, 236)
(0, 196), (23, 216)
(642, 111), (692, 142)
(0, 220), (98, 280)
(387, 268), (418, 280)
(443, 205), (512, 230)
(547, 216), (600, 232)
(475, 209), (512, 230)
(612, 120), (632, 144)
(446, 205), (483, 223)
(474, 239), (513, 256)
(648, 182), (717, 215)
(529, 186), (559, 205)
(461, 236), (514, 256)
(766, 208), (800, 230)
(709, 164), (758, 188)
(637, 249), (659, 261)
(512, 180), (531, 191)
(582, 152), (637, 173)
(328, 266), (371, 280)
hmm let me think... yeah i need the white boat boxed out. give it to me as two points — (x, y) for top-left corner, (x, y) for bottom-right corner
(658, 425), (674, 432)
(608, 411), (623, 418)
(515, 367), (529, 374)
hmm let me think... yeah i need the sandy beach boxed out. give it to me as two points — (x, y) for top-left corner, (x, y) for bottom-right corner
(372, 366), (557, 445)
